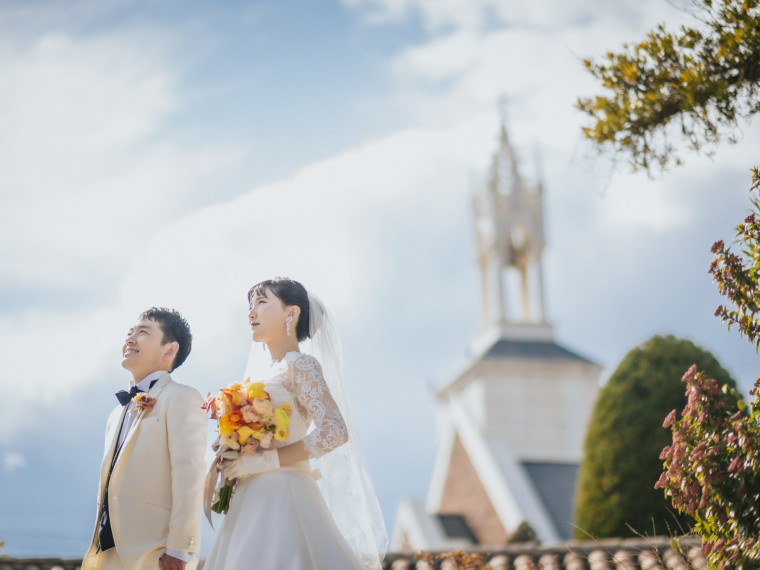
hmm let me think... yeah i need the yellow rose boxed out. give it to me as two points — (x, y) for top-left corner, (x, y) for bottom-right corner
(236, 425), (256, 445)
(231, 382), (247, 400)
(274, 407), (290, 429)
(246, 382), (268, 401)
(275, 427), (289, 442)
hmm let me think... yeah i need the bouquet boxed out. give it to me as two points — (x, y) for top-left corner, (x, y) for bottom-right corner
(202, 379), (293, 514)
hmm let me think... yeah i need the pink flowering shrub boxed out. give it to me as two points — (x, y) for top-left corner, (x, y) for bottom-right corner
(710, 168), (760, 351)
(657, 168), (760, 568)
(656, 366), (758, 567)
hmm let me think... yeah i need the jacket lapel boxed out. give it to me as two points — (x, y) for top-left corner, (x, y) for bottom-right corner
(112, 373), (172, 468)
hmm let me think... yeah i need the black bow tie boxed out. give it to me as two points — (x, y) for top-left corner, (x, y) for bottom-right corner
(115, 379), (159, 406)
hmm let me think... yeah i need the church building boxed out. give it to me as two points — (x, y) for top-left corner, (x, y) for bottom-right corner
(392, 124), (602, 551)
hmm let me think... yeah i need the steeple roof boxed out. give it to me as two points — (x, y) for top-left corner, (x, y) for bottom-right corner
(480, 338), (597, 364)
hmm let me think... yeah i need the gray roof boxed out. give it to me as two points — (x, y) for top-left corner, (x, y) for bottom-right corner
(521, 462), (579, 541)
(383, 536), (707, 569)
(0, 542), (711, 570)
(482, 339), (597, 364)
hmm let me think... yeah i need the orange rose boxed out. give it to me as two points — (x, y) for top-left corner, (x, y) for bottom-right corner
(219, 410), (245, 435)
(219, 388), (244, 408)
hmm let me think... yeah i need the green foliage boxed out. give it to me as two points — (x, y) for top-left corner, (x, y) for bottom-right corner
(574, 335), (736, 540)
(577, 0), (760, 172)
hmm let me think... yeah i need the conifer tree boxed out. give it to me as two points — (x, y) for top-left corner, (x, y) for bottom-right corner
(574, 335), (736, 539)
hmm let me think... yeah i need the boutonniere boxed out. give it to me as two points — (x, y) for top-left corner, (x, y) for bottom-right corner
(132, 393), (157, 413)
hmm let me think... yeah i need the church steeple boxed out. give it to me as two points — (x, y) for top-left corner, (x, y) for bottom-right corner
(390, 119), (603, 551)
(472, 122), (552, 354)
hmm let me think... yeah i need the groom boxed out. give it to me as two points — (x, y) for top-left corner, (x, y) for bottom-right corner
(83, 308), (207, 570)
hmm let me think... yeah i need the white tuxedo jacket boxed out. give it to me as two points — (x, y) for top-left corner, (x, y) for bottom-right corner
(83, 373), (207, 570)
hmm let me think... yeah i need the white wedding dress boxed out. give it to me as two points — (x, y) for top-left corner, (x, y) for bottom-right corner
(204, 352), (367, 569)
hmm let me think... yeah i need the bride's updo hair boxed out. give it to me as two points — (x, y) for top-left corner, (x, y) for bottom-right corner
(248, 277), (311, 342)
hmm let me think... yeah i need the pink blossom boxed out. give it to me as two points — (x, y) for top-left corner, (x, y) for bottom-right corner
(682, 364), (698, 383)
(663, 409), (677, 428)
(691, 442), (707, 461)
(727, 457), (743, 473)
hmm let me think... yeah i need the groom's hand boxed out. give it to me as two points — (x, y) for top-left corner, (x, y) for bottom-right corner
(159, 554), (187, 570)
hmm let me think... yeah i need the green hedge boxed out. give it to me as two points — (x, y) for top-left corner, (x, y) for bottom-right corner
(573, 335), (736, 539)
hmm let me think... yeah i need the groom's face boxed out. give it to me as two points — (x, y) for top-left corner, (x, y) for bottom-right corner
(122, 318), (175, 380)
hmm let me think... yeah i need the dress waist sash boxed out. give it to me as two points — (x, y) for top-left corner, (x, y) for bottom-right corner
(280, 460), (321, 480)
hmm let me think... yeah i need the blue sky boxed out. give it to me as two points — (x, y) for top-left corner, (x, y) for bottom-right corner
(1, 0), (759, 558)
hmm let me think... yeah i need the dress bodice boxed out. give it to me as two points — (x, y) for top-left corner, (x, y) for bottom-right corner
(262, 383), (309, 449)
(262, 352), (348, 459)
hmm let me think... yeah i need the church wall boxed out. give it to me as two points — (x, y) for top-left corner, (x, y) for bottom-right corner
(438, 434), (509, 545)
(473, 359), (599, 462)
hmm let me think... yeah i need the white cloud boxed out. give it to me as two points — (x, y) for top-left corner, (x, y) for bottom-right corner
(0, 29), (245, 297)
(4, 452), (26, 472)
(0, 123), (478, 441)
(0, 23), (246, 442)
(346, 0), (688, 33)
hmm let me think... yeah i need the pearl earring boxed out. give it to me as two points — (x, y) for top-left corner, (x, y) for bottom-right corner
(286, 315), (293, 336)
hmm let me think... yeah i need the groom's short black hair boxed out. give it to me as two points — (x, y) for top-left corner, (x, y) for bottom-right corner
(139, 307), (192, 370)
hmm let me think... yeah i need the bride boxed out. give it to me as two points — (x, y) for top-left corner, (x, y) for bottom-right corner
(204, 278), (387, 569)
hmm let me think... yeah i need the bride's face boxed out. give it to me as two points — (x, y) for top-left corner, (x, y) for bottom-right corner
(248, 287), (289, 343)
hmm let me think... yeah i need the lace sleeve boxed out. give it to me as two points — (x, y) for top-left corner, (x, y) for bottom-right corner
(288, 354), (348, 459)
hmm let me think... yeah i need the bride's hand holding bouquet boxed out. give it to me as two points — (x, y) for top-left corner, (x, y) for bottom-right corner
(203, 380), (293, 514)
